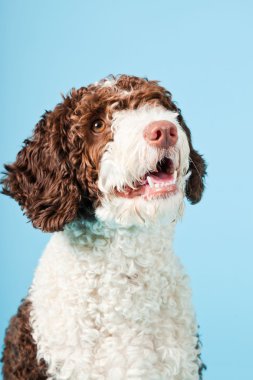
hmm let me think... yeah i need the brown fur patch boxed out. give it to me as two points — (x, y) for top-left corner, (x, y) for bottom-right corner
(1, 300), (48, 380)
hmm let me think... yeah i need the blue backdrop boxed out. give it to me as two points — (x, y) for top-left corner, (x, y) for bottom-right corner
(1, 1), (252, 379)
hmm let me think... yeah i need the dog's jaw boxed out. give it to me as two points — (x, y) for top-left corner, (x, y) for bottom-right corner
(96, 105), (190, 226)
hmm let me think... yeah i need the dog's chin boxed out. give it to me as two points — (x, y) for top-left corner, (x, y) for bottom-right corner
(95, 189), (185, 227)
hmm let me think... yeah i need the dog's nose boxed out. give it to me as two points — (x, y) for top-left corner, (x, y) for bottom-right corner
(143, 120), (178, 148)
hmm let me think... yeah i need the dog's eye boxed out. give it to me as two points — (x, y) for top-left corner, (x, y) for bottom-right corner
(91, 119), (106, 133)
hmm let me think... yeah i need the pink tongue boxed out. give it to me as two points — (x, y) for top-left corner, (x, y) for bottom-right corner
(148, 172), (174, 183)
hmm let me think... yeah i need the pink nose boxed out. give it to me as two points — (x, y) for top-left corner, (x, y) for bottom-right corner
(143, 120), (178, 148)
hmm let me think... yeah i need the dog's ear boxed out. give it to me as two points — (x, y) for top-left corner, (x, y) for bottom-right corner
(177, 113), (207, 204)
(186, 147), (207, 204)
(1, 89), (89, 232)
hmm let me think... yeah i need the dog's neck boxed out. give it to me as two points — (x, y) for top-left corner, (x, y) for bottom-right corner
(64, 217), (177, 263)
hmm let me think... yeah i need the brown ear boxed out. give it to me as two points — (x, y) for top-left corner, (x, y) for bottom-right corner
(186, 148), (207, 204)
(177, 113), (207, 204)
(1, 90), (88, 232)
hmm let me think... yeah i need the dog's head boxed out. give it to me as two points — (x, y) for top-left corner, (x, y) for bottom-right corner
(1, 75), (206, 231)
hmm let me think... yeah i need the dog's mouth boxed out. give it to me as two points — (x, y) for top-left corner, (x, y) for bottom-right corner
(115, 157), (178, 200)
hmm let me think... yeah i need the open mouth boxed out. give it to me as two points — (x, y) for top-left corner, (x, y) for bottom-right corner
(115, 157), (178, 199)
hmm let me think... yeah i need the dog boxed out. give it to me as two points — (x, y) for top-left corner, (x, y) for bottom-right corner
(1, 75), (206, 380)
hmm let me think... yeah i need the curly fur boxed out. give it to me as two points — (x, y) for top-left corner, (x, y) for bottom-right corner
(1, 75), (206, 380)
(1, 75), (206, 231)
(1, 300), (48, 379)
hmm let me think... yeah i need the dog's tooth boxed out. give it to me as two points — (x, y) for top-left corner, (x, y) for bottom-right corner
(174, 171), (178, 180)
(147, 176), (154, 188)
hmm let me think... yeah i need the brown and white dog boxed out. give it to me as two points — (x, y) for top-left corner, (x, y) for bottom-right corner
(1, 75), (206, 380)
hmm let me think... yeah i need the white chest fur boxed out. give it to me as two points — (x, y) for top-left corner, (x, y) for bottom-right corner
(29, 220), (200, 380)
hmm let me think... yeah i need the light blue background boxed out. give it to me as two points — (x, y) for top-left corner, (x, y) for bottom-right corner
(1, 1), (252, 379)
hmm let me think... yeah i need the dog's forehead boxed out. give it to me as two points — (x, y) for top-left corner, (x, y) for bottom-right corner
(88, 75), (167, 98)
(83, 76), (177, 120)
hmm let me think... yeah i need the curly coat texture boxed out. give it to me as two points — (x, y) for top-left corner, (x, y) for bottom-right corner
(1, 75), (207, 379)
(1, 75), (206, 232)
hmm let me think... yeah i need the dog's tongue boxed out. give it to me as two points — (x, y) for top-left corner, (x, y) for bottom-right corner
(148, 172), (174, 183)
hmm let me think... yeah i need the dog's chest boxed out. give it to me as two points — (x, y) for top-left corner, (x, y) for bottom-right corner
(29, 225), (199, 380)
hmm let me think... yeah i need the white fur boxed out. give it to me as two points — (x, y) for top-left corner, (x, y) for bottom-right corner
(28, 105), (200, 379)
(97, 106), (190, 225)
(94, 76), (118, 89)
(94, 76), (131, 96)
(29, 221), (200, 380)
